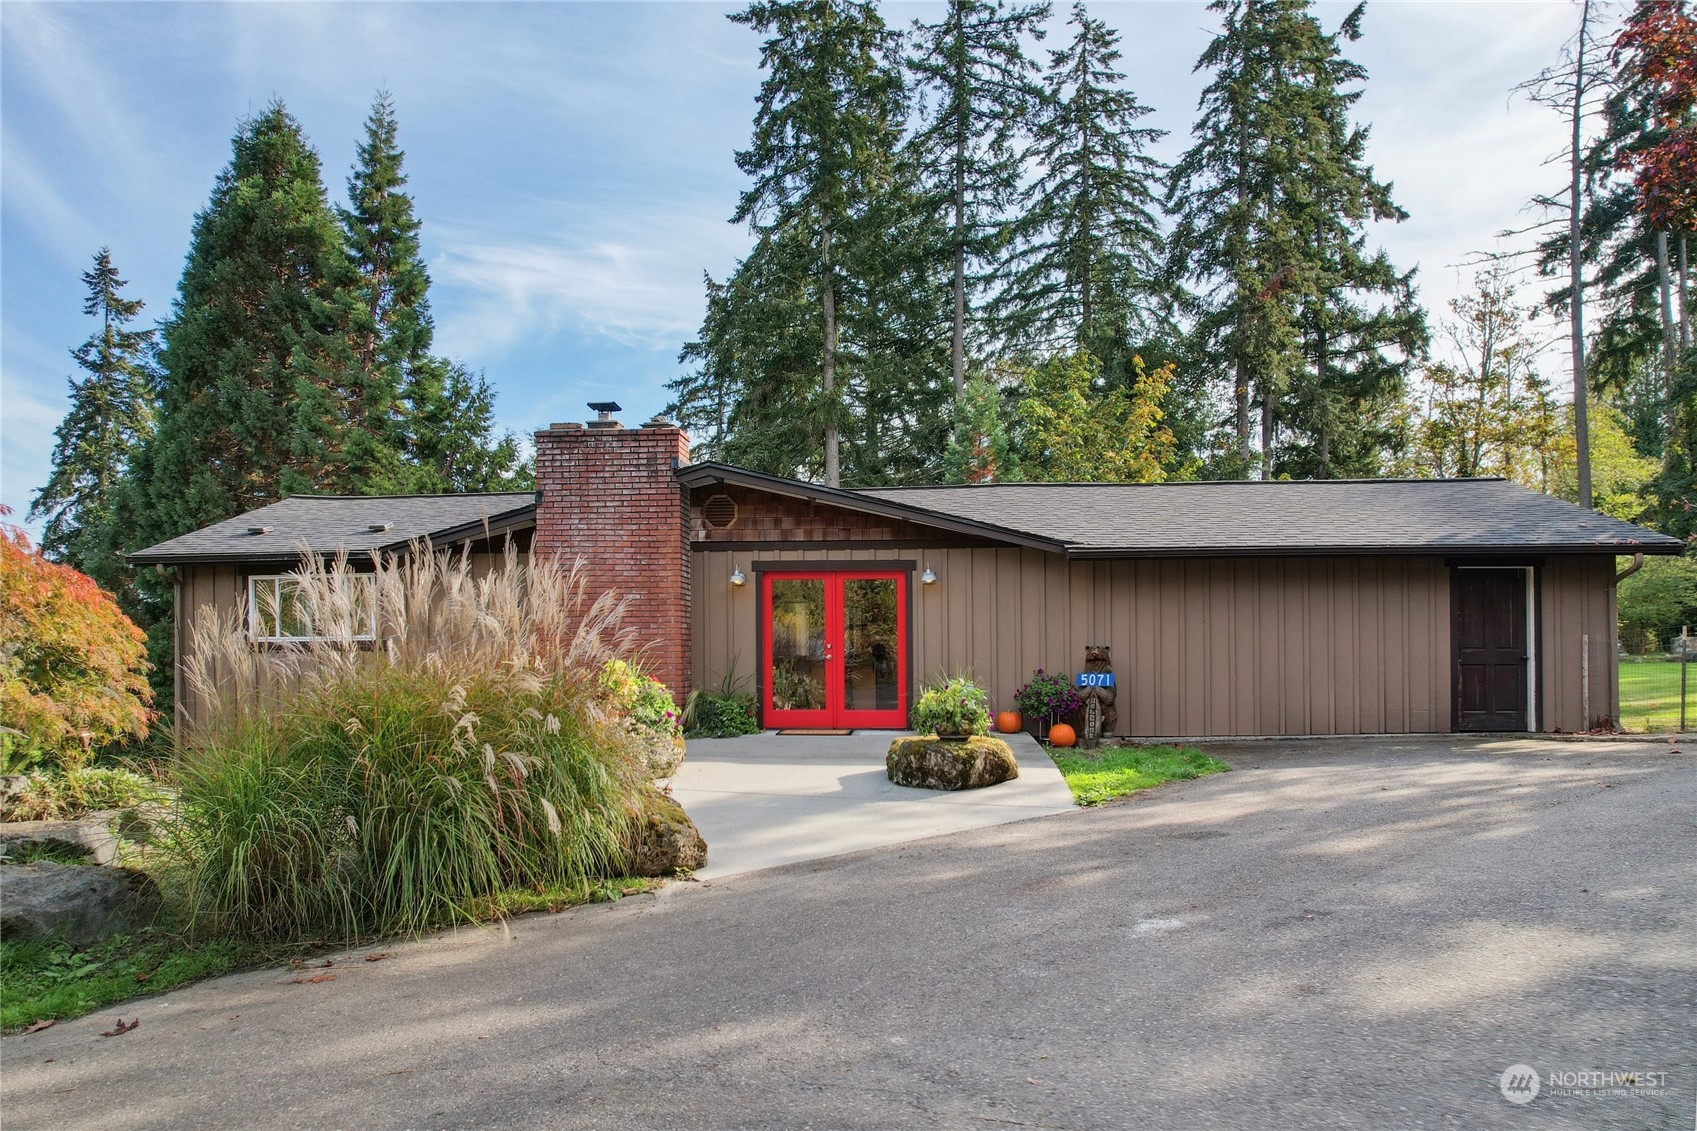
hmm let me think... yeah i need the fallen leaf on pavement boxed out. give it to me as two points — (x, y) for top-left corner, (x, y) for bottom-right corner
(290, 973), (337, 984)
(1026, 1078), (1042, 1086)
(364, 953), (389, 962)
(23, 1019), (56, 1035)
(101, 1018), (139, 1037)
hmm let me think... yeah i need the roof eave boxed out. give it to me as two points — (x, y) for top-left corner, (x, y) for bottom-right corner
(128, 504), (539, 566)
(1064, 540), (1687, 560)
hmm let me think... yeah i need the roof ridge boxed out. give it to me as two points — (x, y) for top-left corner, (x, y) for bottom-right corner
(857, 477), (1512, 490)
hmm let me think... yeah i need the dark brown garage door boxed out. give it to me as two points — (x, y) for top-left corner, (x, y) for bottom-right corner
(1453, 569), (1529, 731)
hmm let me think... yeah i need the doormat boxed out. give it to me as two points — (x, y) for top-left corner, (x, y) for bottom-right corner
(775, 728), (855, 736)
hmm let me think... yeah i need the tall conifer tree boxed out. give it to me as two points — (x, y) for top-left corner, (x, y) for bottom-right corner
(996, 2), (1167, 376)
(127, 100), (392, 555)
(1168, 0), (1416, 478)
(672, 0), (934, 487)
(908, 0), (1049, 393)
(28, 249), (155, 592)
(340, 91), (524, 491)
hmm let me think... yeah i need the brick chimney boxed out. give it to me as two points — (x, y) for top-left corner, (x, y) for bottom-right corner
(533, 407), (692, 698)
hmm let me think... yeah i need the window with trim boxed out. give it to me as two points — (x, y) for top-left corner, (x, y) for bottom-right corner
(247, 574), (377, 643)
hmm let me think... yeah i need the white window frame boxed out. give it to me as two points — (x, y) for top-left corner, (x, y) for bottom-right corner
(247, 574), (378, 644)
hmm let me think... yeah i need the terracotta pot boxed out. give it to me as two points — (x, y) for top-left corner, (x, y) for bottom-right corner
(1048, 722), (1077, 748)
(995, 710), (1023, 734)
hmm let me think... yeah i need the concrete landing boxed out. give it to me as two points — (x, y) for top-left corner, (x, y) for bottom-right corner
(669, 730), (1076, 879)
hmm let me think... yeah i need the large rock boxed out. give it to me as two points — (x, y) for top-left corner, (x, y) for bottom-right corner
(640, 732), (688, 780)
(0, 816), (119, 865)
(887, 735), (1019, 791)
(626, 790), (707, 876)
(0, 863), (161, 947)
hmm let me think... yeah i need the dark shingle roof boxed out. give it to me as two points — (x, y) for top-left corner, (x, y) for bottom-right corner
(129, 493), (536, 565)
(855, 478), (1684, 557)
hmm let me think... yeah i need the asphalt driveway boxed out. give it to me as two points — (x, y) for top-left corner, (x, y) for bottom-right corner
(5, 736), (1693, 1130)
(670, 730), (1076, 878)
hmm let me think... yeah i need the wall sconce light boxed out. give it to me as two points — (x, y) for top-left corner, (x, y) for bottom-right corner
(729, 567), (747, 587)
(920, 566), (937, 585)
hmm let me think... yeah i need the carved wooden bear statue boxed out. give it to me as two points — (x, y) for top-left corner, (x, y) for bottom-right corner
(1077, 644), (1117, 747)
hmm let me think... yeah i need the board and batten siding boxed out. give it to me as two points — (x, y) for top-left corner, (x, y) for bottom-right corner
(692, 548), (1622, 737)
(1537, 554), (1618, 732)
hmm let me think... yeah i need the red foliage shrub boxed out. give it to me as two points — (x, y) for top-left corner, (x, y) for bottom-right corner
(0, 511), (152, 764)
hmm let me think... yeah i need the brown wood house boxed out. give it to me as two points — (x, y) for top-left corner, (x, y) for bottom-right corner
(132, 409), (1684, 737)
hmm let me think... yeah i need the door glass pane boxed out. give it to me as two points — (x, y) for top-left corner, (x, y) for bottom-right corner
(842, 578), (898, 713)
(770, 579), (826, 711)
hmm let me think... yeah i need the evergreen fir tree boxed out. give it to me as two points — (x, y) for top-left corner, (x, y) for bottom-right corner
(339, 91), (525, 492)
(127, 100), (391, 557)
(943, 371), (1018, 482)
(996, 2), (1167, 375)
(907, 0), (1050, 393)
(672, 0), (937, 487)
(1167, 0), (1417, 479)
(1277, 6), (1424, 478)
(402, 358), (529, 491)
(28, 249), (155, 592)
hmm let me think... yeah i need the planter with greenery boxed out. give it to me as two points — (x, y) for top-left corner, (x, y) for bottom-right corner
(908, 675), (991, 738)
(1013, 669), (1082, 739)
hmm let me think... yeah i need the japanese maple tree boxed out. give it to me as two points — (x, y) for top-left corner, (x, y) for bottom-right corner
(1, 510), (152, 766)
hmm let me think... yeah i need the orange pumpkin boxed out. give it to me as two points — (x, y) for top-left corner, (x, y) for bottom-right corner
(1048, 722), (1077, 748)
(995, 710), (1023, 734)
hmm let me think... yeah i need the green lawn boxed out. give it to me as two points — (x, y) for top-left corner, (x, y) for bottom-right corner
(1619, 658), (1693, 732)
(0, 875), (660, 1034)
(1048, 743), (1231, 806)
(0, 932), (267, 1033)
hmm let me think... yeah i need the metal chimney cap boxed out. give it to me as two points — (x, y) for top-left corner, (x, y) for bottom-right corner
(587, 401), (622, 413)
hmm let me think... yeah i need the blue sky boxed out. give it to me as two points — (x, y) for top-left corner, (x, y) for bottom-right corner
(2, 1), (1585, 536)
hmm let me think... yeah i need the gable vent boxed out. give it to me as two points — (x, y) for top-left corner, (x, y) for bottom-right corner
(702, 494), (739, 530)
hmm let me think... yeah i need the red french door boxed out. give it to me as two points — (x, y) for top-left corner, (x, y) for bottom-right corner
(762, 570), (908, 729)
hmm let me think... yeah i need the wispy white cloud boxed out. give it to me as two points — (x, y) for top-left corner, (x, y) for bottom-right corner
(431, 205), (749, 359)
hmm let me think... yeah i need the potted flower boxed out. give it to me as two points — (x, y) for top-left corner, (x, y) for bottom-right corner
(1013, 669), (1082, 742)
(909, 675), (991, 740)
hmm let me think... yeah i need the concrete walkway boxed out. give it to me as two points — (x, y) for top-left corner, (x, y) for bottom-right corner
(669, 730), (1075, 878)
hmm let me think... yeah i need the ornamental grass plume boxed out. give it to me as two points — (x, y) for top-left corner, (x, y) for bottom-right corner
(170, 542), (649, 943)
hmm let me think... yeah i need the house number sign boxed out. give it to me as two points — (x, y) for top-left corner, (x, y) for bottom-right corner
(1076, 671), (1115, 688)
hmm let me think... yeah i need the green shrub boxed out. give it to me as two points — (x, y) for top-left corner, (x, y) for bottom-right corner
(683, 689), (761, 738)
(5, 764), (168, 821)
(598, 660), (682, 738)
(909, 675), (991, 736)
(167, 547), (648, 944)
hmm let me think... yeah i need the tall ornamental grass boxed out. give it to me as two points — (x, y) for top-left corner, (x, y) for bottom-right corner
(170, 544), (648, 943)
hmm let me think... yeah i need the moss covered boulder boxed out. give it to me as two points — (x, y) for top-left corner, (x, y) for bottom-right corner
(886, 736), (1019, 791)
(626, 789), (707, 876)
